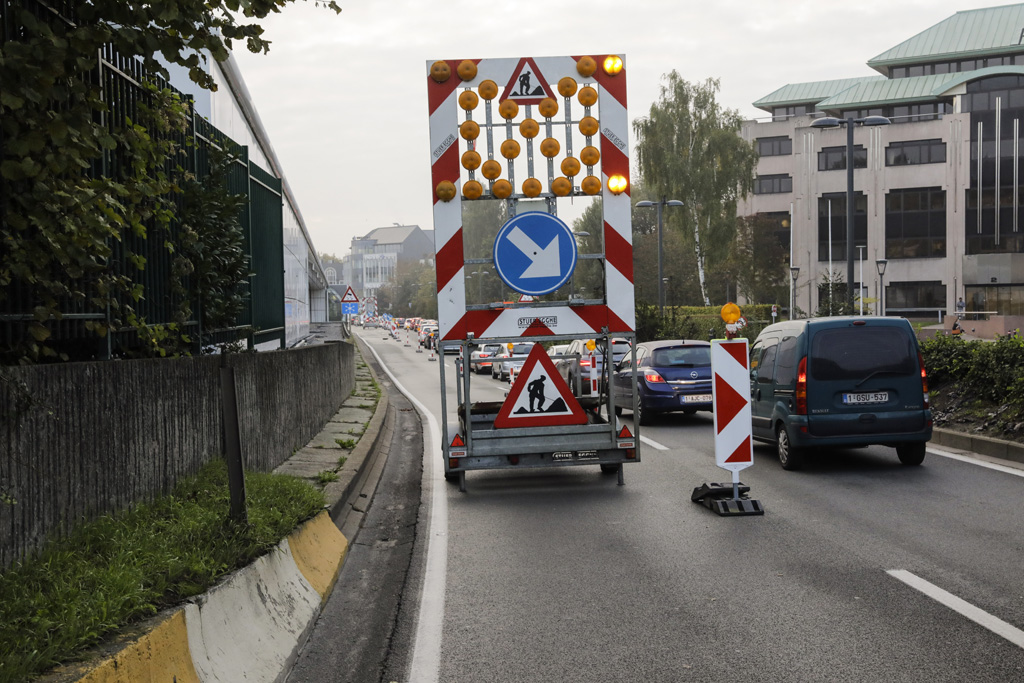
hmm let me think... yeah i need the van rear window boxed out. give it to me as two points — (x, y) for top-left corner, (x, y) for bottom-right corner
(810, 327), (916, 381)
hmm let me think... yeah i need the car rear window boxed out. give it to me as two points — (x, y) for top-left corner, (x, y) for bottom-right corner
(810, 327), (916, 381)
(512, 344), (532, 354)
(652, 346), (711, 366)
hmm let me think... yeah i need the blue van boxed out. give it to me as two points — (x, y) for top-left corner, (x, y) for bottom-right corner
(749, 317), (932, 470)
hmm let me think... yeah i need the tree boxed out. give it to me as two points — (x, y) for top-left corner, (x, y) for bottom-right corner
(725, 215), (789, 305)
(633, 73), (757, 306)
(1, 1), (341, 363)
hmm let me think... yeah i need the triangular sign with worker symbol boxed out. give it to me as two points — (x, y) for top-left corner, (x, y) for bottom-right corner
(340, 286), (359, 303)
(500, 57), (558, 106)
(494, 344), (587, 428)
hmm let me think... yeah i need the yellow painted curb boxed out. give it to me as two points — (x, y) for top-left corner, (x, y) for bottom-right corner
(75, 610), (199, 683)
(288, 510), (348, 601)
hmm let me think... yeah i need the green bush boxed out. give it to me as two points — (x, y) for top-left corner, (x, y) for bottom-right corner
(920, 334), (1024, 410)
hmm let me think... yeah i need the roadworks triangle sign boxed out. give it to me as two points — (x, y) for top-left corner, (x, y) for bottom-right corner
(493, 344), (587, 428)
(500, 57), (557, 106)
(340, 286), (359, 303)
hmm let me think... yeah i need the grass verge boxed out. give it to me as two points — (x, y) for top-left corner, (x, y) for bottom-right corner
(0, 460), (324, 682)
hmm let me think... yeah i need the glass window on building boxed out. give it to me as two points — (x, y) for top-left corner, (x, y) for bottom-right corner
(757, 136), (792, 156)
(886, 139), (946, 166)
(818, 193), (866, 261)
(754, 174), (792, 195)
(818, 145), (867, 171)
(885, 187), (947, 259)
(964, 285), (1024, 316)
(885, 281), (946, 314)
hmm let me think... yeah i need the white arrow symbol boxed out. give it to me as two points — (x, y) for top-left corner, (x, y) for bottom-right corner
(507, 227), (560, 278)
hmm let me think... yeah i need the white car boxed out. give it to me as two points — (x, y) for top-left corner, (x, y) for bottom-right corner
(469, 343), (504, 374)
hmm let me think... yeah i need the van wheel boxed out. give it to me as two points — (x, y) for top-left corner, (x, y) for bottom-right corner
(776, 424), (804, 471)
(896, 442), (927, 466)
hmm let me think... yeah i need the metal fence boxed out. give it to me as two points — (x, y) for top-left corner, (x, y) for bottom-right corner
(0, 341), (355, 569)
(1, 0), (286, 357)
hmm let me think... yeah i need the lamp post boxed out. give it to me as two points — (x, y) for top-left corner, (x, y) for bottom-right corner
(790, 266), (800, 320)
(857, 244), (866, 314)
(876, 258), (888, 316)
(810, 115), (890, 311)
(635, 198), (684, 314)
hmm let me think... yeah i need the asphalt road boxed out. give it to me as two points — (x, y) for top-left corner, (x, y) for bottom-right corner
(309, 331), (1024, 683)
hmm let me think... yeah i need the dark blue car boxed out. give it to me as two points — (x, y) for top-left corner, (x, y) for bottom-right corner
(611, 340), (713, 425)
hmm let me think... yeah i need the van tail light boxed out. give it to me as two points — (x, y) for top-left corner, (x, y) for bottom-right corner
(795, 356), (808, 415)
(918, 352), (930, 408)
(644, 372), (665, 383)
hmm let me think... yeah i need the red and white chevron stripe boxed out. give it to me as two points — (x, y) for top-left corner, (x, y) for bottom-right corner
(711, 339), (754, 472)
(426, 54), (635, 341)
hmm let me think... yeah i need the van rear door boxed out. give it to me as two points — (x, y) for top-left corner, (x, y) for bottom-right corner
(806, 323), (926, 437)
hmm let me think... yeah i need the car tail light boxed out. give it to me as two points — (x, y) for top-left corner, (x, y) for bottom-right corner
(580, 358), (591, 367)
(643, 372), (665, 383)
(918, 351), (930, 408)
(795, 356), (807, 415)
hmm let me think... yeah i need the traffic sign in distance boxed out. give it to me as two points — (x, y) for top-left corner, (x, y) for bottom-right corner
(341, 302), (359, 316)
(493, 212), (578, 296)
(499, 57), (558, 105)
(494, 344), (587, 428)
(340, 286), (359, 303)
(711, 339), (753, 471)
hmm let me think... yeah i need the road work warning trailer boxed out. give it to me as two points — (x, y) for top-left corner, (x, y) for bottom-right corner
(426, 54), (641, 490)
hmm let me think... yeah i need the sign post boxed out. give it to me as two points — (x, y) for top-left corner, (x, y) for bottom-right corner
(692, 304), (764, 516)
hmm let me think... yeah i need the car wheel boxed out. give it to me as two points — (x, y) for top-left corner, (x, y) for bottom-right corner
(636, 397), (653, 426)
(896, 442), (926, 466)
(776, 423), (804, 471)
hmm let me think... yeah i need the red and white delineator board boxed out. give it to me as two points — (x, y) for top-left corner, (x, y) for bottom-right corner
(494, 344), (587, 428)
(711, 339), (753, 472)
(426, 54), (634, 341)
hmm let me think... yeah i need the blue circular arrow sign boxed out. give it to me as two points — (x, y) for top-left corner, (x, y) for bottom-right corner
(493, 212), (578, 296)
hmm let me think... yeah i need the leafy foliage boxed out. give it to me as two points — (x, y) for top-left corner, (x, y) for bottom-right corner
(633, 73), (758, 306)
(0, 0), (341, 363)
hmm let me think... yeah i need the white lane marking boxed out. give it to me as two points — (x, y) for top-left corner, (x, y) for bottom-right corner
(927, 446), (1024, 478)
(640, 435), (669, 451)
(362, 338), (446, 682)
(887, 570), (1024, 649)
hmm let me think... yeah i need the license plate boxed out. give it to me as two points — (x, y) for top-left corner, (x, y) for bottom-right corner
(843, 391), (889, 405)
(682, 394), (712, 404)
(552, 450), (599, 461)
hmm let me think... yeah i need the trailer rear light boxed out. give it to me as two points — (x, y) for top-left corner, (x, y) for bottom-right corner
(624, 448), (636, 459)
(644, 372), (665, 383)
(795, 356), (807, 415)
(918, 351), (930, 408)
(448, 458), (459, 470)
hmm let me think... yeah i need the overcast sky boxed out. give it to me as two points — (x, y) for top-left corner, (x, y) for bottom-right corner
(232, 0), (1005, 259)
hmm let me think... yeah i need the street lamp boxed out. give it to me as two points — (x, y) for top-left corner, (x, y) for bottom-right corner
(790, 267), (800, 320)
(856, 244), (866, 315)
(635, 198), (684, 314)
(876, 258), (888, 316)
(810, 115), (890, 311)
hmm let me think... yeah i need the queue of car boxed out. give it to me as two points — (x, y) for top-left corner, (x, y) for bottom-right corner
(399, 316), (932, 471)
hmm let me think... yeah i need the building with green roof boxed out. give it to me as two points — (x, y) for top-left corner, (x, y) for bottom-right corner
(740, 2), (1024, 323)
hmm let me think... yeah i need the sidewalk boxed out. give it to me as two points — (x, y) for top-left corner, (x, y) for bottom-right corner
(47, 329), (394, 683)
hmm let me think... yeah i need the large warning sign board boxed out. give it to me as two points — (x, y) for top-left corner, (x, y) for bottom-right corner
(493, 344), (587, 428)
(426, 54), (634, 342)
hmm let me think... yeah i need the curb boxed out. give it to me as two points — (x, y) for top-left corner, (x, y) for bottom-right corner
(47, 337), (392, 683)
(931, 427), (1024, 465)
(49, 512), (346, 683)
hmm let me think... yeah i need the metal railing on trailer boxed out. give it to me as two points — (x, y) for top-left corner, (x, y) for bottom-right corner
(438, 332), (640, 492)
